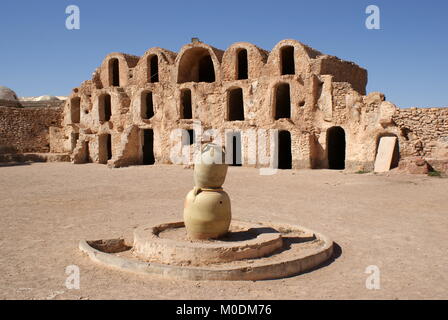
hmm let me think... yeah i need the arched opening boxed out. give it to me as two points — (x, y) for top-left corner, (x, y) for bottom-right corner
(280, 46), (295, 75)
(327, 126), (346, 170)
(99, 94), (112, 122)
(99, 134), (112, 164)
(278, 130), (292, 169)
(180, 89), (192, 119)
(148, 55), (159, 83)
(142, 129), (155, 165)
(177, 48), (216, 83)
(141, 91), (154, 119)
(237, 49), (248, 80)
(375, 134), (400, 170)
(70, 97), (81, 123)
(227, 88), (244, 121)
(274, 83), (291, 119)
(109, 58), (120, 87)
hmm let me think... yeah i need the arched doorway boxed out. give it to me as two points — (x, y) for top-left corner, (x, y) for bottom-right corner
(177, 48), (216, 83)
(141, 91), (154, 119)
(236, 49), (248, 80)
(142, 129), (155, 165)
(99, 134), (112, 164)
(180, 89), (192, 119)
(280, 46), (295, 75)
(278, 130), (292, 169)
(109, 58), (120, 87)
(227, 88), (244, 121)
(70, 97), (81, 124)
(148, 55), (159, 83)
(274, 83), (291, 119)
(99, 94), (112, 122)
(327, 126), (346, 169)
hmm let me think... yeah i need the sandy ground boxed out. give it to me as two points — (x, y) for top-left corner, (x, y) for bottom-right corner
(0, 162), (447, 300)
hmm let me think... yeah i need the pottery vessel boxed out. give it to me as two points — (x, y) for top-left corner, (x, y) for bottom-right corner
(183, 187), (231, 239)
(194, 143), (227, 188)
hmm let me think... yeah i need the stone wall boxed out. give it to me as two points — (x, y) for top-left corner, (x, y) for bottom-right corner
(0, 106), (63, 153)
(19, 100), (65, 108)
(393, 107), (448, 161)
(0, 99), (21, 108)
(0, 99), (65, 109)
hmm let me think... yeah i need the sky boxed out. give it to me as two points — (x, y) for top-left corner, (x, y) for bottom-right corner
(0, 0), (447, 108)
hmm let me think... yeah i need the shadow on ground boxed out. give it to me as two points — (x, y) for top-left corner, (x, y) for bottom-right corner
(0, 162), (32, 168)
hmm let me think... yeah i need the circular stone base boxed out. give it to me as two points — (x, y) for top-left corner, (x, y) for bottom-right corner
(79, 220), (334, 281)
(133, 221), (283, 265)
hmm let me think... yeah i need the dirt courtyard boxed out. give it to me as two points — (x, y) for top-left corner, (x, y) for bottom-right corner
(0, 162), (447, 300)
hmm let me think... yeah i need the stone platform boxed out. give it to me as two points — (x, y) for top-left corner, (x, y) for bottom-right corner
(79, 221), (334, 281)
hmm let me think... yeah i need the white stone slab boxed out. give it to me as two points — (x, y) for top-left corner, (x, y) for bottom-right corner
(374, 136), (398, 173)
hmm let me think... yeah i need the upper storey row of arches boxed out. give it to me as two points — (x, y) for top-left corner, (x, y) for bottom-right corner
(95, 39), (367, 94)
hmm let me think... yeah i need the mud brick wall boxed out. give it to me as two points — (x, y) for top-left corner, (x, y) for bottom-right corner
(0, 106), (63, 153)
(59, 39), (448, 171)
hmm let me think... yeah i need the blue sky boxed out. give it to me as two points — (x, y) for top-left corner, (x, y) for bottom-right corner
(0, 0), (447, 108)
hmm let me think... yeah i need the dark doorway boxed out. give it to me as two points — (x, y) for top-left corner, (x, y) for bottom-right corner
(180, 89), (192, 119)
(99, 94), (112, 121)
(327, 126), (346, 169)
(71, 97), (81, 123)
(274, 83), (291, 119)
(142, 91), (154, 119)
(231, 132), (242, 166)
(104, 95), (111, 121)
(84, 141), (90, 163)
(110, 58), (120, 87)
(149, 55), (159, 83)
(99, 134), (112, 164)
(228, 88), (244, 121)
(281, 46), (295, 75)
(198, 55), (215, 82)
(143, 129), (155, 165)
(390, 139), (400, 169)
(237, 49), (248, 80)
(106, 134), (112, 161)
(278, 130), (292, 169)
(186, 129), (195, 145)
